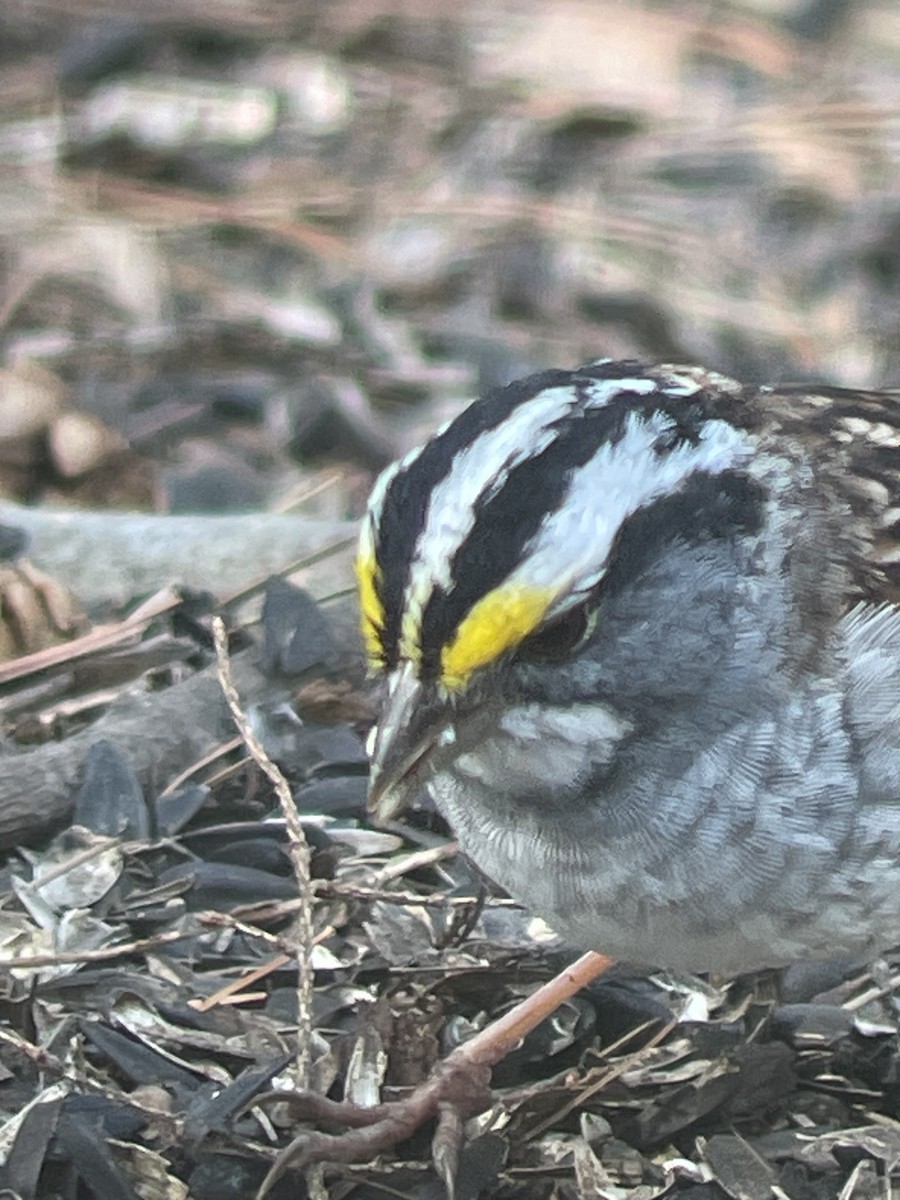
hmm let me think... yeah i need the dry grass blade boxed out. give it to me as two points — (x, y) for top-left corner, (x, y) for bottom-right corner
(0, 927), (189, 969)
(0, 586), (181, 686)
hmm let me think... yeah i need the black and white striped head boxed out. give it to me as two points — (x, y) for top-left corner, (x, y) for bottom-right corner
(359, 361), (759, 692)
(358, 360), (766, 818)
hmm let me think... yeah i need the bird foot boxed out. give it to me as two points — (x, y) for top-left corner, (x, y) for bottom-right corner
(255, 1055), (493, 1197)
(255, 951), (613, 1197)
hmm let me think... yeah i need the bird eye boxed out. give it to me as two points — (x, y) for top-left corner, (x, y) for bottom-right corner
(517, 606), (590, 662)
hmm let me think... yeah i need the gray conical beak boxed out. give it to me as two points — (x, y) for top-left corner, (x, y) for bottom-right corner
(366, 663), (452, 825)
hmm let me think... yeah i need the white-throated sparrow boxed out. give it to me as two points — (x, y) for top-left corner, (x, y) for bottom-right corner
(359, 359), (900, 975)
(259, 359), (900, 1190)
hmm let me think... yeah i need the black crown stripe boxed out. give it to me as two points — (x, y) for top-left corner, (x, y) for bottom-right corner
(417, 380), (714, 679)
(373, 361), (744, 679)
(375, 369), (575, 667)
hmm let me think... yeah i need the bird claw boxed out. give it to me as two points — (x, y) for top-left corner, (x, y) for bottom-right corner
(433, 1100), (466, 1200)
(255, 952), (614, 1197)
(255, 1056), (494, 1197)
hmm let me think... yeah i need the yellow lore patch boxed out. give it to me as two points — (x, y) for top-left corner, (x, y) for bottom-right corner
(355, 549), (384, 666)
(441, 584), (554, 690)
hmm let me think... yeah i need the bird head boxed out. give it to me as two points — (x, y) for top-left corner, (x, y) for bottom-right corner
(357, 360), (766, 824)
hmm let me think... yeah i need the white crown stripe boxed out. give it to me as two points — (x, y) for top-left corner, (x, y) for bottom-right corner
(364, 449), (415, 530)
(370, 366), (755, 672)
(399, 385), (578, 645)
(515, 413), (753, 616)
(402, 378), (662, 638)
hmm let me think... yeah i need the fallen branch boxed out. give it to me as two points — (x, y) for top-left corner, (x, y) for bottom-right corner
(0, 504), (357, 608)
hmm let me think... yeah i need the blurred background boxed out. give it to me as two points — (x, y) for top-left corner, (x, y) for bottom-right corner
(2, 0), (900, 520)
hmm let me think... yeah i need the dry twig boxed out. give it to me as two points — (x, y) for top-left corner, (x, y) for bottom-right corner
(211, 616), (315, 1089)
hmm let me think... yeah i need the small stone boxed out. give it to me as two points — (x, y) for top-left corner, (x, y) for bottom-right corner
(49, 410), (125, 478)
(0, 360), (66, 440)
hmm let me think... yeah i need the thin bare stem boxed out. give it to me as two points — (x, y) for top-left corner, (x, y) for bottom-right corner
(212, 616), (314, 1089)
